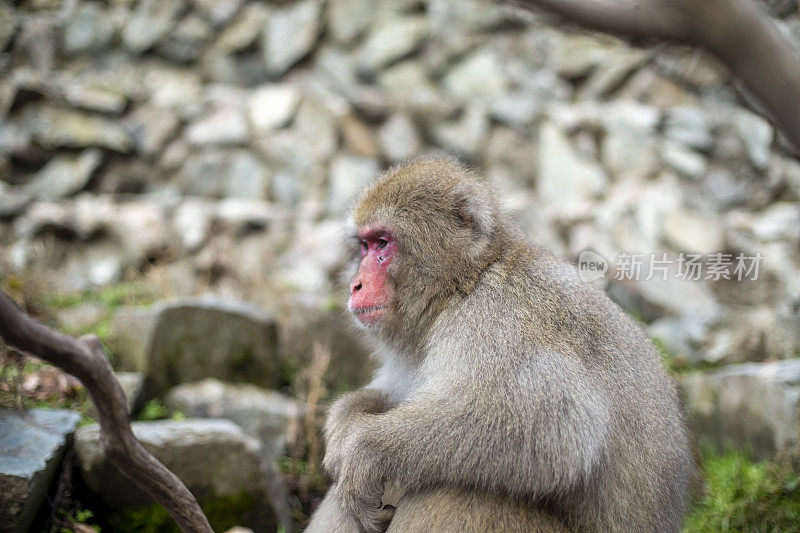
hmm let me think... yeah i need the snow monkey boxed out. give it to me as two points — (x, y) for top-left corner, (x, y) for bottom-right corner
(305, 156), (691, 533)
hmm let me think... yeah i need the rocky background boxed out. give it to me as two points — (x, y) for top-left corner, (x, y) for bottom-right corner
(1, 0), (799, 531)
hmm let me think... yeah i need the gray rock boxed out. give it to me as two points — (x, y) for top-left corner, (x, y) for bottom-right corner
(663, 106), (714, 152)
(186, 103), (249, 146)
(751, 202), (800, 242)
(601, 132), (658, 180)
(0, 3), (16, 52)
(277, 220), (347, 299)
(116, 371), (146, 415)
(679, 359), (800, 460)
(255, 130), (320, 205)
(172, 198), (215, 252)
(378, 113), (422, 162)
(601, 101), (661, 136)
(358, 16), (428, 74)
(637, 275), (719, 319)
(190, 0), (243, 27)
(74, 418), (283, 529)
(125, 105), (181, 155)
(223, 151), (269, 199)
(292, 98), (338, 162)
(660, 140), (707, 180)
(769, 155), (800, 200)
(165, 378), (303, 457)
(763, 0), (798, 17)
(143, 65), (203, 117)
(110, 305), (162, 375)
(85, 372), (144, 419)
(16, 17), (55, 73)
(443, 48), (508, 101)
(56, 302), (106, 334)
(489, 92), (541, 129)
(427, 0), (521, 34)
(735, 110), (773, 170)
(214, 198), (285, 234)
(12, 201), (74, 240)
(122, 0), (184, 54)
(248, 84), (302, 134)
(63, 83), (127, 114)
(653, 50), (726, 89)
(702, 168), (749, 207)
(328, 0), (374, 43)
(112, 298), (281, 396)
(0, 191), (33, 218)
(0, 120), (31, 154)
(578, 48), (648, 99)
(25, 149), (103, 199)
(214, 3), (271, 53)
(179, 150), (230, 196)
(156, 13), (213, 63)
(536, 121), (606, 215)
(0, 409), (81, 533)
(648, 314), (713, 363)
(377, 61), (455, 119)
(63, 2), (115, 55)
(663, 209), (725, 253)
(106, 200), (172, 266)
(61, 242), (126, 290)
(485, 127), (537, 188)
(261, 0), (322, 76)
(431, 104), (489, 158)
(24, 106), (131, 152)
(179, 150), (268, 198)
(701, 309), (800, 364)
(327, 153), (380, 214)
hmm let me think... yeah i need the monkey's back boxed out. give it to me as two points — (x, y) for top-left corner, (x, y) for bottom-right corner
(450, 241), (691, 532)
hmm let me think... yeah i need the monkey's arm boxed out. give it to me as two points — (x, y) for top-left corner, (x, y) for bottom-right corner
(324, 387), (395, 479)
(335, 356), (610, 531)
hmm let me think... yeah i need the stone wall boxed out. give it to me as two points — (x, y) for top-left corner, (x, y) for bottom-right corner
(1, 0), (800, 453)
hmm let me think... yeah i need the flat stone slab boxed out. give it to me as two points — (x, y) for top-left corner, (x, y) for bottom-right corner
(0, 408), (82, 533)
(165, 378), (304, 457)
(74, 418), (286, 529)
(112, 297), (281, 396)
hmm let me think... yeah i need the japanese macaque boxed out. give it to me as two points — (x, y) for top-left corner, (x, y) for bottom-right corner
(305, 156), (691, 533)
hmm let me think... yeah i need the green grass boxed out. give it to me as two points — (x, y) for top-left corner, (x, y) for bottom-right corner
(685, 445), (800, 532)
(43, 281), (156, 310)
(108, 492), (256, 533)
(136, 399), (184, 422)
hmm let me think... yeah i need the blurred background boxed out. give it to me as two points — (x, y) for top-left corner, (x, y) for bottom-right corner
(1, 0), (799, 531)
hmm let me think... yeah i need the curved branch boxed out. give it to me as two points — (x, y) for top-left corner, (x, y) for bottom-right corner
(511, 0), (679, 40)
(0, 289), (212, 533)
(510, 0), (800, 154)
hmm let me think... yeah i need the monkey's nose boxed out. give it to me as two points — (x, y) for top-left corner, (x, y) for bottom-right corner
(351, 280), (362, 293)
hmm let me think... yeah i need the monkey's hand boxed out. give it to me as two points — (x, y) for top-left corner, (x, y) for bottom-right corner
(334, 431), (395, 533)
(324, 388), (393, 480)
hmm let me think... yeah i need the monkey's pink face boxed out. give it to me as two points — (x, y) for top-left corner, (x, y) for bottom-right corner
(348, 226), (398, 327)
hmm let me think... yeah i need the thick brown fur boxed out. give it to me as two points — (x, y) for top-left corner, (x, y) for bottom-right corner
(306, 156), (691, 533)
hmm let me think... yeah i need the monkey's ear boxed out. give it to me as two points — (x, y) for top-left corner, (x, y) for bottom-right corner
(452, 182), (495, 237)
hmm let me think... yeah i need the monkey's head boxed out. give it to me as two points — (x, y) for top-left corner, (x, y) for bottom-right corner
(347, 156), (501, 339)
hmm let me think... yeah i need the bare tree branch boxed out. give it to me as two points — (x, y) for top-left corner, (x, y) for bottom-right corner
(510, 0), (800, 154)
(511, 0), (679, 40)
(0, 289), (213, 533)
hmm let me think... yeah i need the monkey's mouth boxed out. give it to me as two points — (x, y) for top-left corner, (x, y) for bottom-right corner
(351, 305), (389, 324)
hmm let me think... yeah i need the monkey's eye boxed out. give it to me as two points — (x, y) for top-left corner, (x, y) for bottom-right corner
(360, 241), (368, 252)
(377, 238), (388, 249)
